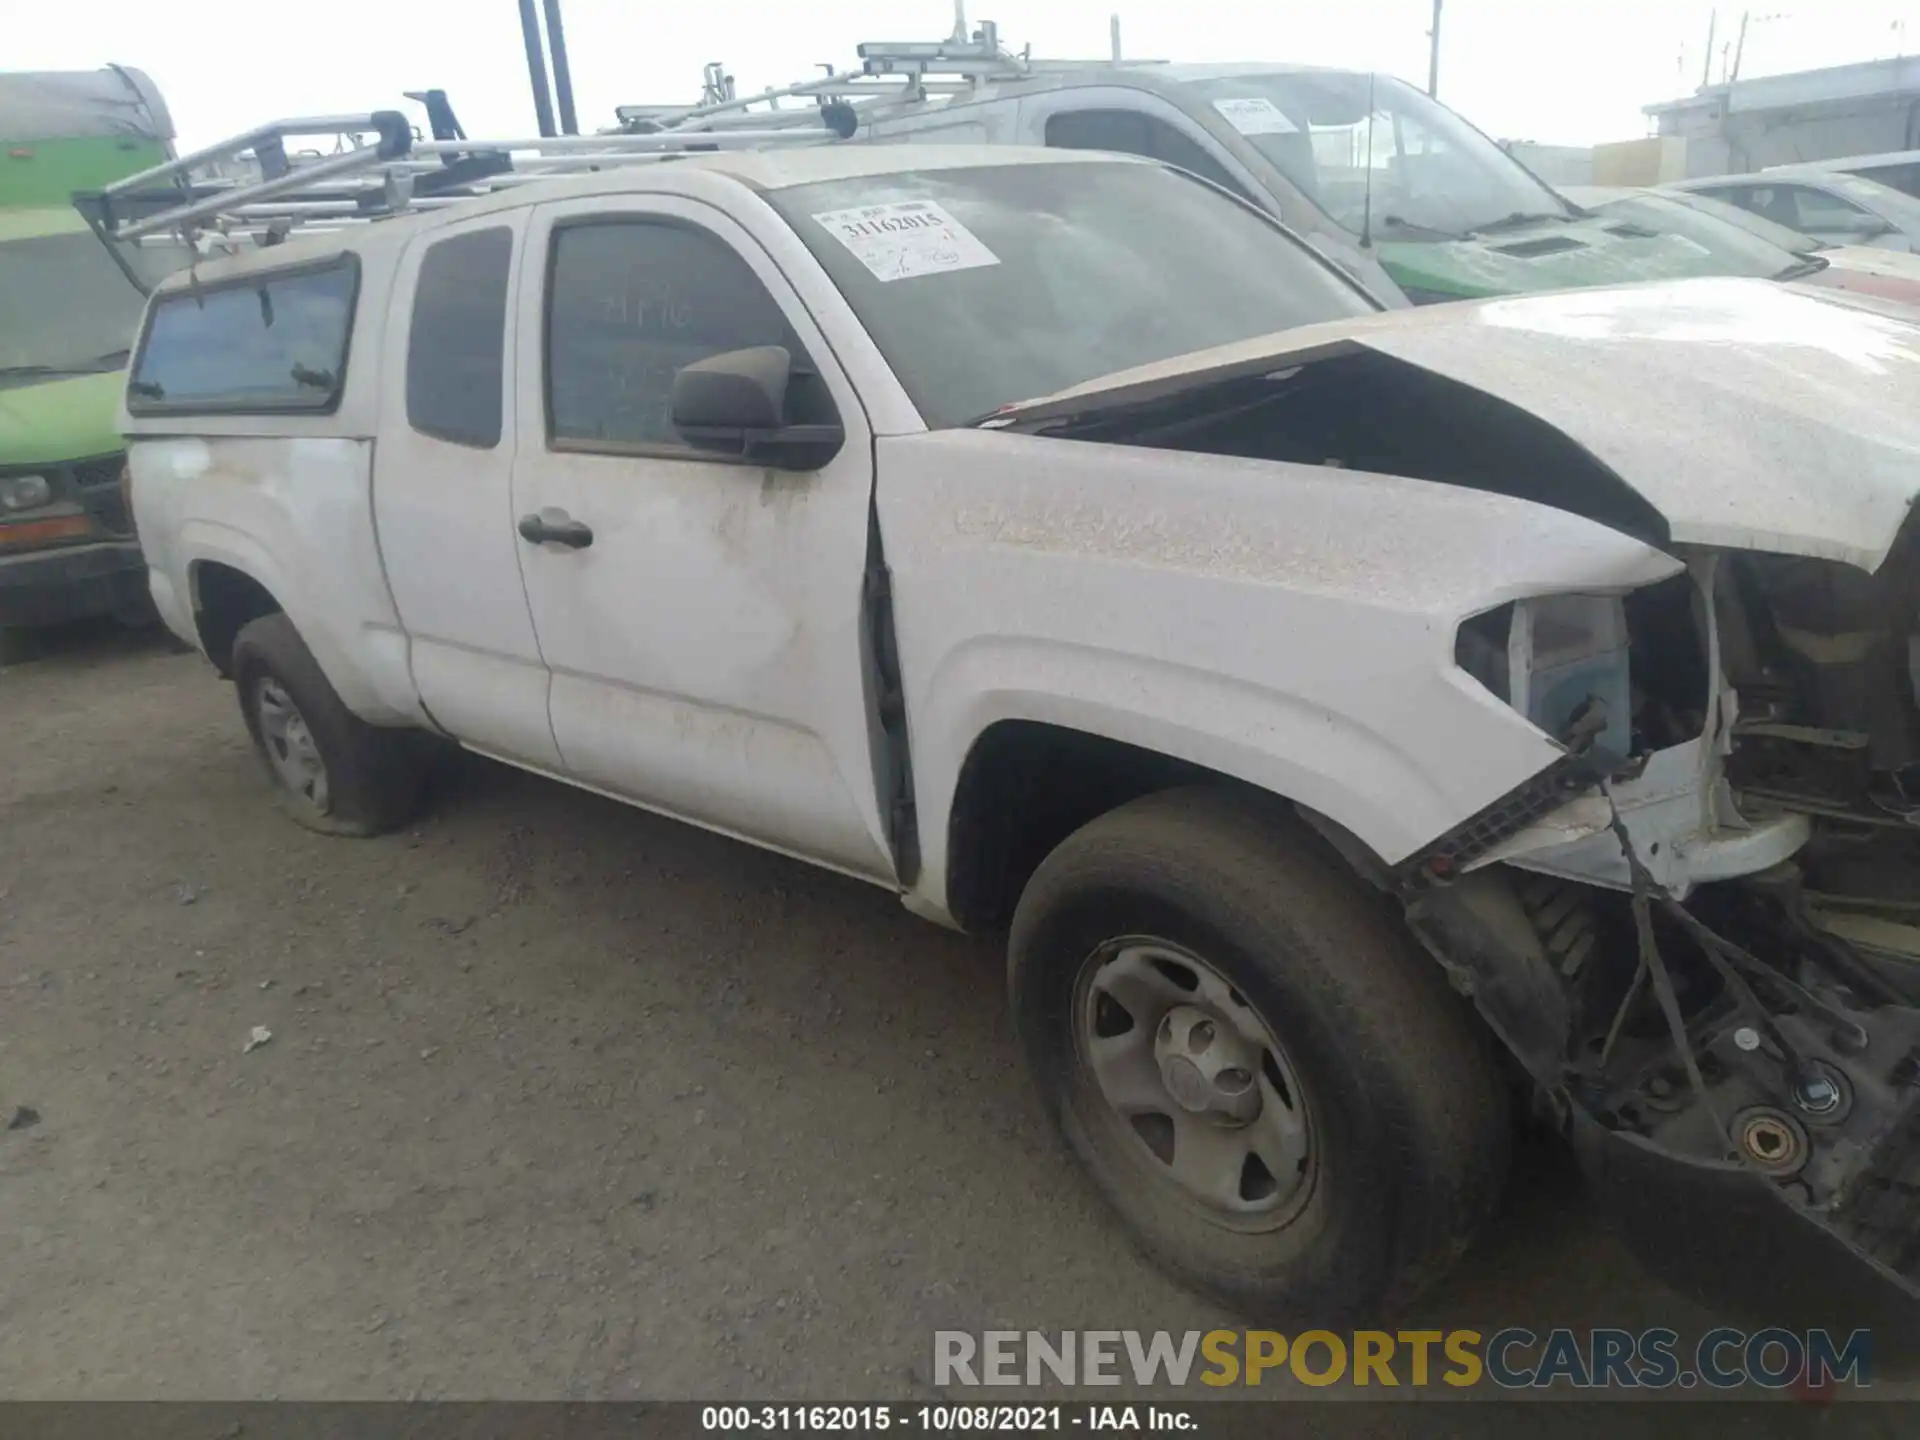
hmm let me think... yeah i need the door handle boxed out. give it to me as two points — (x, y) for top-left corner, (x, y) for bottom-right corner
(517, 510), (594, 550)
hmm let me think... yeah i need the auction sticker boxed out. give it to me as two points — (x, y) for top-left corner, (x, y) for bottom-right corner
(812, 200), (1001, 282)
(1211, 96), (1299, 136)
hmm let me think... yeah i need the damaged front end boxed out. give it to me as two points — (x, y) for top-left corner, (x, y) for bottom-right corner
(999, 277), (1920, 1329)
(1402, 523), (1920, 1339)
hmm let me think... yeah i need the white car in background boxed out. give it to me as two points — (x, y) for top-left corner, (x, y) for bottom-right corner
(1670, 168), (1920, 252)
(1562, 183), (1920, 309)
(1765, 147), (1920, 203)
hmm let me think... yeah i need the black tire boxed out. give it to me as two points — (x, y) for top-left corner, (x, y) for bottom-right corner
(231, 612), (426, 837)
(1008, 785), (1511, 1326)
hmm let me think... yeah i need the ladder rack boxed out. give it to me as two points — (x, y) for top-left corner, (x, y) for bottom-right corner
(74, 18), (1170, 253)
(612, 17), (1165, 137)
(75, 92), (850, 249)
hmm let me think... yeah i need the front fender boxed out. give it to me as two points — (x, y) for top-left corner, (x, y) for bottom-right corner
(876, 431), (1683, 918)
(923, 634), (1517, 859)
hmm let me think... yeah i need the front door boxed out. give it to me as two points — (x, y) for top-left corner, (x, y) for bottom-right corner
(507, 194), (896, 882)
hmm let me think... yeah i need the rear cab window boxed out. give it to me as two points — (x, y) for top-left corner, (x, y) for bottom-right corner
(128, 258), (358, 414)
(406, 227), (513, 448)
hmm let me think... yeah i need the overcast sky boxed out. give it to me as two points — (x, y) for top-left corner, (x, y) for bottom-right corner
(15, 0), (1919, 150)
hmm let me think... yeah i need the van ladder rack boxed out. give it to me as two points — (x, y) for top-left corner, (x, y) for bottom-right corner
(611, 17), (1165, 137)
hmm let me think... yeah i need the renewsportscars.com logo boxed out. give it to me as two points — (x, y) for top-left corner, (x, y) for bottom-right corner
(933, 1328), (1872, 1390)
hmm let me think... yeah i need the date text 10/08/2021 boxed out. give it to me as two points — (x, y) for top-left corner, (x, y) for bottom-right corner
(702, 1407), (1190, 1432)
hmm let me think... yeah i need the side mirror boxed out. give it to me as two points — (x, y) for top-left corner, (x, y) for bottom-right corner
(670, 345), (844, 471)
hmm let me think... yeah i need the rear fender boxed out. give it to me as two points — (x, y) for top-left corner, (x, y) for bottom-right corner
(137, 436), (423, 726)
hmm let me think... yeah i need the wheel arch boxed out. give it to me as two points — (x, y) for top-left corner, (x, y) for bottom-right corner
(179, 525), (425, 728)
(191, 559), (284, 677)
(939, 716), (1399, 935)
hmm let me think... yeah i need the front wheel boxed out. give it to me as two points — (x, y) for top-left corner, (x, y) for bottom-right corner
(1009, 786), (1511, 1325)
(232, 613), (427, 837)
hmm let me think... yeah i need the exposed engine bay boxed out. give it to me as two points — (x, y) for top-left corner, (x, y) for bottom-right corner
(1016, 349), (1920, 1325)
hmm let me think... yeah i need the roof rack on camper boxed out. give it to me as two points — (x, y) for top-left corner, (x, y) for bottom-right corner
(611, 14), (1164, 138)
(72, 87), (851, 250)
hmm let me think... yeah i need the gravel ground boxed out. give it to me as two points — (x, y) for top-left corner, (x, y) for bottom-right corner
(0, 621), (1770, 1403)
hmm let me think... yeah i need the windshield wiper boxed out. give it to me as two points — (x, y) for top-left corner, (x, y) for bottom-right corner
(1465, 210), (1577, 236)
(1774, 256), (1831, 282)
(1378, 214), (1464, 241)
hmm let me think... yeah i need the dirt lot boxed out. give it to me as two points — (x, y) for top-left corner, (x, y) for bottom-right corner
(0, 623), (1731, 1401)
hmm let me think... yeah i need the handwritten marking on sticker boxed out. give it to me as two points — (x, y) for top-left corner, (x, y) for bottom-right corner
(1211, 97), (1299, 136)
(811, 200), (1001, 283)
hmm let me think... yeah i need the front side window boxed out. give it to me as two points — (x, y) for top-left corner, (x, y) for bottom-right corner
(1786, 178), (1920, 238)
(1787, 185), (1874, 227)
(1662, 189), (1822, 253)
(771, 160), (1373, 430)
(1045, 109), (1253, 201)
(545, 220), (828, 451)
(129, 261), (358, 413)
(407, 227), (513, 448)
(1184, 71), (1572, 241)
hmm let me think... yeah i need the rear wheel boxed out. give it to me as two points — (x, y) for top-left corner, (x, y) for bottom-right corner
(232, 613), (426, 837)
(1009, 786), (1511, 1324)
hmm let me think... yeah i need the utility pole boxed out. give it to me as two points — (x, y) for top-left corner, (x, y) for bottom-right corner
(1701, 8), (1717, 88)
(516, 0), (557, 137)
(515, 0), (579, 138)
(1729, 9), (1751, 85)
(1427, 0), (1443, 98)
(542, 0), (580, 135)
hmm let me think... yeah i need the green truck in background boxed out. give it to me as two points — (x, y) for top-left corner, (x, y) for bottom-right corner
(1, 67), (187, 647)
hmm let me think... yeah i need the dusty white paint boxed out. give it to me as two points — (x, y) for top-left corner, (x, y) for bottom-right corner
(878, 428), (1682, 902)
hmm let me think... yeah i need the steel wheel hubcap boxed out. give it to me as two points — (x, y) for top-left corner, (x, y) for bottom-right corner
(255, 678), (329, 813)
(1074, 939), (1314, 1231)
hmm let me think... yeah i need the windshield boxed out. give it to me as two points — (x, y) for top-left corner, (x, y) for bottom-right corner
(771, 161), (1374, 429)
(0, 226), (188, 376)
(1578, 193), (1809, 278)
(1182, 71), (1571, 240)
(1658, 189), (1824, 253)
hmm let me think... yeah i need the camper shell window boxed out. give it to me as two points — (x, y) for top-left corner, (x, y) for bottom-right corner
(127, 256), (360, 415)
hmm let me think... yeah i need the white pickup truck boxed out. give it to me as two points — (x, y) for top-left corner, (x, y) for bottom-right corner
(111, 138), (1920, 1334)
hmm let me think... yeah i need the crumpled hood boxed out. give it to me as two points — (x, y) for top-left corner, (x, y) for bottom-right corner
(1008, 277), (1920, 573)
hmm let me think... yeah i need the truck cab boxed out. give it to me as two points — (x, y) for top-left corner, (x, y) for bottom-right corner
(0, 67), (187, 642)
